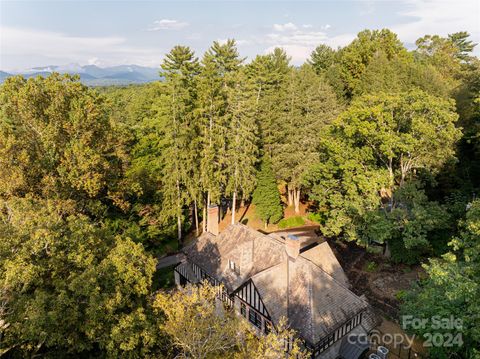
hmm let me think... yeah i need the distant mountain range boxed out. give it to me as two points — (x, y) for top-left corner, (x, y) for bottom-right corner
(0, 64), (161, 86)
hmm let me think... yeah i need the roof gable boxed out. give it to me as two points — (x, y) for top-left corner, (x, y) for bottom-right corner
(249, 261), (288, 324)
(234, 279), (272, 318)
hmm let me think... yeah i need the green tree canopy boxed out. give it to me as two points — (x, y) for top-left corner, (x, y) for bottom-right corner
(272, 64), (340, 213)
(0, 74), (121, 206)
(245, 48), (290, 157)
(448, 31), (477, 61)
(338, 29), (410, 97)
(0, 197), (157, 356)
(156, 45), (200, 241)
(401, 199), (480, 358)
(308, 44), (336, 74)
(307, 90), (461, 242)
(252, 159), (283, 228)
(359, 182), (452, 264)
(354, 51), (451, 98)
(333, 90), (461, 187)
(197, 39), (243, 206)
(154, 281), (308, 359)
(225, 68), (259, 223)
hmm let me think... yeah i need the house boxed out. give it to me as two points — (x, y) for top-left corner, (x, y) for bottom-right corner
(174, 206), (379, 359)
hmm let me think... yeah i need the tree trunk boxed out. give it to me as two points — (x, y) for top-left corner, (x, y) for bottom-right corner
(194, 199), (199, 237)
(256, 85), (262, 105)
(399, 155), (408, 187)
(287, 187), (293, 207)
(294, 188), (301, 214)
(176, 179), (182, 243)
(231, 190), (237, 225)
(240, 197), (245, 208)
(177, 214), (182, 243)
(219, 193), (223, 219)
(202, 200), (207, 233)
(384, 241), (391, 258)
(206, 190), (210, 232)
(264, 221), (268, 230)
(387, 158), (394, 185)
(400, 171), (405, 186)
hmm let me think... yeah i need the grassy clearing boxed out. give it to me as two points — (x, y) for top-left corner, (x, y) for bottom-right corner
(278, 216), (306, 229)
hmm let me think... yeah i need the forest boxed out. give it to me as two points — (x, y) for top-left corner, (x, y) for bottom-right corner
(0, 29), (479, 358)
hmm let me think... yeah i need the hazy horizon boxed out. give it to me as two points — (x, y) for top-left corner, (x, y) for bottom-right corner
(1, 0), (479, 72)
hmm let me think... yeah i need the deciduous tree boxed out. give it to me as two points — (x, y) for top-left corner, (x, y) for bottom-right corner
(401, 199), (480, 358)
(338, 29), (410, 97)
(154, 282), (309, 359)
(307, 90), (461, 242)
(153, 283), (239, 358)
(235, 318), (308, 359)
(0, 74), (120, 205)
(0, 197), (157, 356)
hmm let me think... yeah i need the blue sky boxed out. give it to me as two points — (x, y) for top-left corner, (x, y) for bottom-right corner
(1, 0), (479, 71)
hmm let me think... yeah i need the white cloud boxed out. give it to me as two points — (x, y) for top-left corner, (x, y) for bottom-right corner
(273, 22), (298, 32)
(266, 31), (328, 47)
(148, 19), (189, 31)
(262, 32), (354, 64)
(359, 0), (376, 15)
(264, 44), (312, 63)
(1, 26), (125, 54)
(392, 0), (480, 52)
(266, 22), (328, 47)
(88, 57), (100, 66)
(325, 33), (356, 49)
(55, 63), (85, 73)
(262, 0), (480, 64)
(217, 38), (251, 46)
(0, 26), (164, 71)
(259, 23), (331, 64)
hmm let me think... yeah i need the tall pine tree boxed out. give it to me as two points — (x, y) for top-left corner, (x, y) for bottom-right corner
(196, 40), (243, 229)
(272, 65), (340, 213)
(245, 48), (290, 158)
(157, 46), (200, 242)
(225, 69), (259, 224)
(252, 159), (283, 228)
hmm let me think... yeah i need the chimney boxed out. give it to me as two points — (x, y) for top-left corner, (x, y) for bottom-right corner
(207, 205), (219, 235)
(285, 234), (300, 259)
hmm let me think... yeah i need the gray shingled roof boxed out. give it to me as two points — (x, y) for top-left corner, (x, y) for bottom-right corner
(250, 254), (368, 344)
(182, 223), (369, 346)
(183, 224), (285, 291)
(300, 241), (350, 287)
